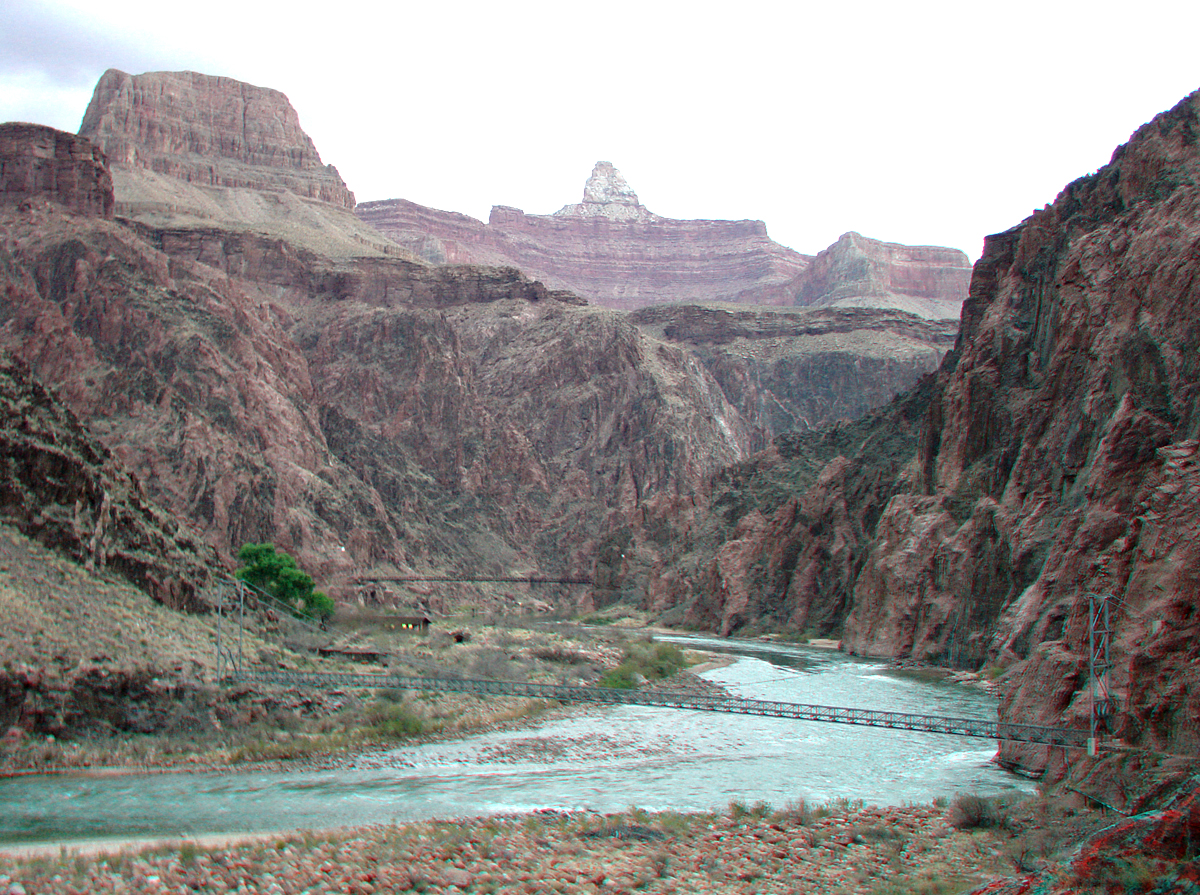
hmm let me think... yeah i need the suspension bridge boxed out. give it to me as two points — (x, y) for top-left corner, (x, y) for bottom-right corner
(213, 579), (1101, 751)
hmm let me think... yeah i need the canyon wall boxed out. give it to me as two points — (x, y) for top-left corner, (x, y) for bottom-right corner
(358, 161), (811, 310)
(642, 88), (1200, 779)
(0, 106), (758, 610)
(0, 70), (951, 610)
(630, 304), (956, 444)
(357, 161), (971, 318)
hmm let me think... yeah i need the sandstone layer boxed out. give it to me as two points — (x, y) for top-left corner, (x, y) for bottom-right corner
(638, 87), (1200, 781)
(0, 122), (113, 219)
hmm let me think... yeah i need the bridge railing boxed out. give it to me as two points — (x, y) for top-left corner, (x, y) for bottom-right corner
(233, 668), (1089, 748)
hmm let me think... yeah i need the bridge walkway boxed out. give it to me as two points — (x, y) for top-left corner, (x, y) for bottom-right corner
(234, 668), (1089, 748)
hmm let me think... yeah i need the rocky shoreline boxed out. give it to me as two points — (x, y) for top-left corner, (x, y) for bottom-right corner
(0, 799), (1017, 894)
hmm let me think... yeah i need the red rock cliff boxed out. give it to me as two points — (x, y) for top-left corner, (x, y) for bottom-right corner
(79, 69), (354, 208)
(644, 86), (1200, 785)
(358, 162), (972, 316)
(0, 123), (113, 219)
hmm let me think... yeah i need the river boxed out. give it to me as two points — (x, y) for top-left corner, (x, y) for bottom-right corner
(0, 635), (1031, 845)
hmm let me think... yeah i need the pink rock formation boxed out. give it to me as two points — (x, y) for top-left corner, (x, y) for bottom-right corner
(790, 231), (972, 319)
(357, 161), (812, 310)
(358, 163), (971, 317)
(0, 123), (113, 219)
(78, 69), (354, 208)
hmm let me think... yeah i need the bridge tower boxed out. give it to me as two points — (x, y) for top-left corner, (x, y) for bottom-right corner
(214, 578), (247, 679)
(1087, 591), (1114, 757)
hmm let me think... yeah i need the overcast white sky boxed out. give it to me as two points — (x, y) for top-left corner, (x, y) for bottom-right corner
(2, 0), (1198, 260)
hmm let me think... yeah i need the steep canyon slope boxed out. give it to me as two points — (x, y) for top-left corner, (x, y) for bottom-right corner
(644, 89), (1200, 780)
(357, 161), (973, 318)
(1, 69), (953, 613)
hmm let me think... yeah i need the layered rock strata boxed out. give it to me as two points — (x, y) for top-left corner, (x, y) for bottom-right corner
(357, 161), (812, 310)
(79, 69), (354, 208)
(0, 123), (113, 219)
(791, 231), (972, 319)
(73, 69), (398, 262)
(357, 161), (972, 317)
(635, 87), (1200, 781)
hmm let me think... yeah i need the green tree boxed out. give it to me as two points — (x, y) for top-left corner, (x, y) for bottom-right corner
(235, 543), (335, 622)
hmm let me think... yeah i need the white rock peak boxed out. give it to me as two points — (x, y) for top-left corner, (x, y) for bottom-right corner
(582, 161), (639, 206)
(554, 161), (662, 223)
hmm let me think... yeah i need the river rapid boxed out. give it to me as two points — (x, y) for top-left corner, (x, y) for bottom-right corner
(1, 635), (1031, 846)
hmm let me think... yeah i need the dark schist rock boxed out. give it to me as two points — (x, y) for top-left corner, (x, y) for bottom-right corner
(0, 353), (218, 608)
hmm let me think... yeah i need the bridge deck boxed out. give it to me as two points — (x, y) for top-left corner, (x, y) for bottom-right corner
(234, 669), (1087, 748)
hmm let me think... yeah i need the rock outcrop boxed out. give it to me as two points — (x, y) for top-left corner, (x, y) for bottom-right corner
(0, 123), (113, 219)
(0, 350), (218, 608)
(791, 231), (972, 320)
(79, 69), (354, 208)
(552, 160), (663, 223)
(640, 86), (1200, 780)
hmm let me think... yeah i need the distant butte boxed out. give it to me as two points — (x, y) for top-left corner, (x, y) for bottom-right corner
(357, 161), (972, 318)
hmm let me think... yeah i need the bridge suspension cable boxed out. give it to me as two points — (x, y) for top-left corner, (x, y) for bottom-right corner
(231, 668), (1090, 749)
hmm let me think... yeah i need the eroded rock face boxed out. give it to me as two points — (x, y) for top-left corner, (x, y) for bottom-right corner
(791, 231), (972, 320)
(552, 160), (662, 222)
(0, 123), (113, 219)
(0, 190), (754, 609)
(357, 162), (973, 316)
(0, 349), (218, 608)
(79, 69), (354, 208)
(644, 87), (1200, 773)
(357, 161), (812, 310)
(630, 304), (956, 443)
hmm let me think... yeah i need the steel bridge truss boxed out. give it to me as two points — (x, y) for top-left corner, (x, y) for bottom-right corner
(233, 668), (1089, 748)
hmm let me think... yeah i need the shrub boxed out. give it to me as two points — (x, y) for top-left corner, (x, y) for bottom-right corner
(369, 703), (424, 739)
(597, 665), (638, 689)
(598, 638), (686, 688)
(236, 543), (334, 622)
(949, 793), (1007, 830)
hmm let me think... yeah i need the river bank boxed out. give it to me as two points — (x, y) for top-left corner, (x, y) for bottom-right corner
(0, 798), (1021, 894)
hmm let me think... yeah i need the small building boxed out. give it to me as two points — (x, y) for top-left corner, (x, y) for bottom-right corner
(379, 614), (432, 634)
